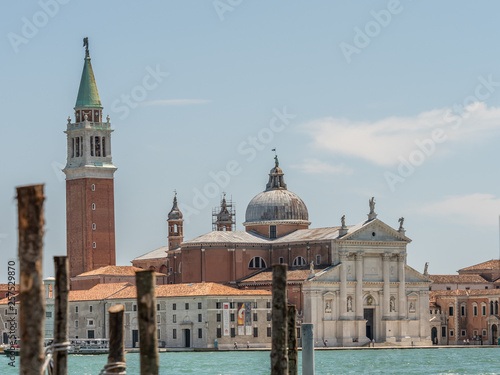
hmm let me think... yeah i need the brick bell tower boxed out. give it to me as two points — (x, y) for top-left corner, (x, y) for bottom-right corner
(167, 193), (183, 249)
(64, 38), (117, 279)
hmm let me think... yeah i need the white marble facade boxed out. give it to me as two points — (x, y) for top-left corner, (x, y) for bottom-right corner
(303, 218), (432, 347)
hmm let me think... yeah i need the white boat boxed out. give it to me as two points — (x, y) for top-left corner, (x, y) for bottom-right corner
(68, 339), (109, 355)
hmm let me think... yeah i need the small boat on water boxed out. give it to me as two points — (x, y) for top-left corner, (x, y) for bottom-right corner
(3, 344), (20, 356)
(68, 339), (109, 355)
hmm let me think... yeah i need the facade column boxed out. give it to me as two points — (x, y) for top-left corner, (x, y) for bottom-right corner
(355, 252), (363, 320)
(383, 253), (391, 319)
(398, 253), (407, 319)
(339, 251), (347, 317)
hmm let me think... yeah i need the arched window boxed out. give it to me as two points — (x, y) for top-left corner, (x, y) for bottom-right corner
(292, 256), (306, 267)
(160, 265), (168, 274)
(496, 301), (499, 315)
(249, 257), (267, 269)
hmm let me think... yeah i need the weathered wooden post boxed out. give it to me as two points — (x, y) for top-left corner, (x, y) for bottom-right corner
(271, 264), (288, 375)
(287, 305), (298, 375)
(104, 304), (126, 374)
(16, 184), (45, 375)
(302, 323), (315, 375)
(53, 256), (69, 375)
(136, 270), (159, 375)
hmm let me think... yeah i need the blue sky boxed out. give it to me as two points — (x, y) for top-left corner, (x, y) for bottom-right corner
(2, 0), (500, 281)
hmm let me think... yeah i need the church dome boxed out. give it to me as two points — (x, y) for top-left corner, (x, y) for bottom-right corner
(244, 157), (309, 225)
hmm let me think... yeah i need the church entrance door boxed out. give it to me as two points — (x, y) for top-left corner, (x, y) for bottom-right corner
(492, 325), (498, 345)
(132, 330), (139, 348)
(184, 329), (191, 348)
(364, 308), (374, 340)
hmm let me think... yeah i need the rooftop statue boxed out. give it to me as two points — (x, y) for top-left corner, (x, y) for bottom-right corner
(369, 197), (376, 214)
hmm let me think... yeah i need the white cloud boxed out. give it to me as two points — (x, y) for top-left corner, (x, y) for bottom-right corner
(300, 102), (500, 166)
(140, 99), (211, 106)
(291, 158), (352, 175)
(419, 193), (500, 227)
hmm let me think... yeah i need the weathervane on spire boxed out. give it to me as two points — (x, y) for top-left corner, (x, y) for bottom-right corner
(83, 37), (89, 57)
(272, 148), (279, 167)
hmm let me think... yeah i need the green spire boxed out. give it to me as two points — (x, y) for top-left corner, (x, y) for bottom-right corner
(75, 44), (102, 108)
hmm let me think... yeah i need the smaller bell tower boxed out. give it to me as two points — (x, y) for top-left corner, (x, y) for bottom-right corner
(167, 193), (183, 249)
(212, 193), (236, 231)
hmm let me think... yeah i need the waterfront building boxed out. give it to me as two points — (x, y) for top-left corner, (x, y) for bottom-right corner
(429, 259), (500, 345)
(64, 40), (117, 280)
(134, 159), (432, 346)
(65, 282), (271, 348)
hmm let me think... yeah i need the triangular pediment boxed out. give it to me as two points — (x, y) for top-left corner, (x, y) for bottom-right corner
(306, 264), (341, 283)
(340, 219), (411, 243)
(406, 265), (431, 283)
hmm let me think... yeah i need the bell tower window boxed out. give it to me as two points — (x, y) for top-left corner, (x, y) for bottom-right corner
(90, 137), (94, 156)
(95, 136), (101, 157)
(102, 137), (106, 157)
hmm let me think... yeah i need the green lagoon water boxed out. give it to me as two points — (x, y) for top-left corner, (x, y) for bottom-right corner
(2, 348), (499, 374)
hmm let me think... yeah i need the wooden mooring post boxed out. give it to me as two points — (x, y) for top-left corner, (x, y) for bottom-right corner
(53, 256), (69, 375)
(105, 304), (126, 374)
(16, 184), (45, 375)
(136, 270), (159, 375)
(271, 264), (288, 375)
(287, 305), (298, 375)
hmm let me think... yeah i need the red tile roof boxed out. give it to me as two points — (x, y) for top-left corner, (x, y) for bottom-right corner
(69, 282), (131, 301)
(429, 274), (487, 283)
(430, 289), (500, 298)
(240, 266), (328, 283)
(459, 259), (500, 272)
(107, 283), (271, 300)
(75, 266), (145, 277)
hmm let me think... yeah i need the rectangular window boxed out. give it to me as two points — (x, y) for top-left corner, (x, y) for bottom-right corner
(216, 313), (221, 322)
(88, 319), (94, 327)
(253, 327), (258, 338)
(461, 305), (466, 316)
(76, 306), (79, 313)
(185, 303), (189, 310)
(173, 315), (176, 323)
(173, 303), (176, 310)
(198, 328), (203, 339)
(279, 257), (284, 264)
(75, 320), (79, 328)
(449, 329), (454, 337)
(270, 225), (277, 239)
(482, 305), (487, 316)
(267, 312), (271, 321)
(253, 313), (258, 322)
(198, 302), (202, 309)
(72, 138), (75, 158)
(267, 327), (272, 337)
(473, 330), (478, 337)
(230, 313), (235, 322)
(316, 255), (321, 265)
(230, 302), (235, 309)
(102, 137), (106, 157)
(157, 304), (160, 311)
(89, 305), (93, 313)
(158, 329), (161, 340)
(75, 137), (80, 157)
(216, 302), (221, 309)
(473, 305), (478, 316)
(157, 314), (161, 323)
(217, 328), (222, 338)
(296, 327), (301, 338)
(95, 136), (101, 157)
(483, 329), (487, 337)
(485, 286), (489, 289)
(133, 305), (137, 312)
(266, 301), (271, 309)
(253, 302), (258, 309)
(90, 137), (94, 156)
(461, 330), (466, 337)
(449, 306), (454, 316)
(173, 329), (177, 339)
(446, 287), (451, 291)
(230, 327), (235, 337)
(87, 330), (95, 339)
(198, 314), (202, 323)
(45, 312), (52, 318)
(442, 327), (446, 337)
